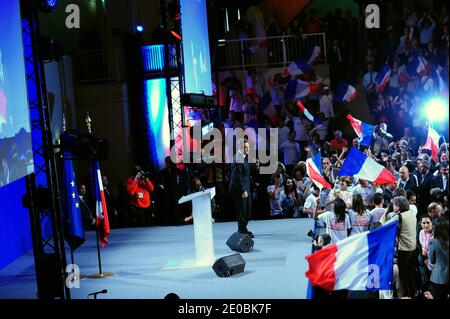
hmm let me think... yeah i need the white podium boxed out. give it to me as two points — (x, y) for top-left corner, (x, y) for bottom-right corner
(166, 187), (216, 268)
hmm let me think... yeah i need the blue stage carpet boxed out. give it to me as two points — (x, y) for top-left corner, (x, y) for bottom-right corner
(0, 218), (313, 299)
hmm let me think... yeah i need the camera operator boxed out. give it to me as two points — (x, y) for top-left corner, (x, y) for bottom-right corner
(125, 165), (155, 227)
(311, 233), (332, 252)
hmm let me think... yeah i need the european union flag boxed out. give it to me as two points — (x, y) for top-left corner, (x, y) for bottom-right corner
(64, 155), (85, 250)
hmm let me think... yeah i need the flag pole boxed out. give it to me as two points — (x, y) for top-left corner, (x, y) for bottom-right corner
(85, 112), (113, 279)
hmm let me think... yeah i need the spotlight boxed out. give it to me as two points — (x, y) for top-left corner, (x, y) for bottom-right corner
(38, 0), (58, 13)
(424, 97), (448, 123)
(136, 25), (144, 32)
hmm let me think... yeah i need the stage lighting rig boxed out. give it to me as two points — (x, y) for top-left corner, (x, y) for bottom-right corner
(181, 93), (216, 108)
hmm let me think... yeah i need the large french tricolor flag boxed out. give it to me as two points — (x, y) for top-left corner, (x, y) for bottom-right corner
(284, 59), (313, 76)
(346, 114), (374, 147)
(92, 161), (110, 247)
(259, 91), (278, 126)
(306, 152), (332, 190)
(285, 79), (319, 100)
(375, 65), (391, 92)
(423, 126), (440, 161)
(335, 81), (357, 103)
(305, 221), (397, 291)
(297, 101), (322, 126)
(307, 45), (322, 65)
(338, 147), (396, 185)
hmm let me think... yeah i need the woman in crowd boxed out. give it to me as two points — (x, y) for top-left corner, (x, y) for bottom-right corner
(428, 218), (449, 299)
(347, 194), (371, 235)
(314, 198), (351, 244)
(280, 177), (303, 218)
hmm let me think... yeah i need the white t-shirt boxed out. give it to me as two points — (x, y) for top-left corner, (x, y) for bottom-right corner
(347, 209), (371, 235)
(317, 211), (351, 243)
(352, 184), (375, 206)
(369, 207), (386, 224)
(267, 185), (283, 216)
(304, 194), (319, 218)
(292, 117), (311, 141)
(279, 140), (300, 165)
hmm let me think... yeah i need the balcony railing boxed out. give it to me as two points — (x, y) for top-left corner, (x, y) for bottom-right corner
(72, 48), (124, 83)
(213, 33), (327, 70)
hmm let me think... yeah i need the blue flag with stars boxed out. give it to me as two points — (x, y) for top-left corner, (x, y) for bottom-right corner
(64, 154), (85, 250)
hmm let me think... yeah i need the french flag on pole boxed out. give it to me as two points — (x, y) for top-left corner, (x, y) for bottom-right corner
(338, 147), (396, 185)
(285, 79), (319, 100)
(305, 221), (397, 291)
(297, 100), (322, 126)
(307, 45), (322, 65)
(285, 59), (313, 76)
(259, 91), (278, 126)
(92, 161), (110, 247)
(306, 152), (332, 190)
(423, 125), (440, 161)
(335, 81), (357, 103)
(375, 65), (391, 92)
(346, 114), (374, 147)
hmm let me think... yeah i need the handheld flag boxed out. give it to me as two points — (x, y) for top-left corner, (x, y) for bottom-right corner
(64, 155), (85, 250)
(306, 152), (332, 190)
(285, 79), (319, 100)
(92, 161), (110, 247)
(346, 114), (374, 147)
(296, 100), (322, 126)
(375, 65), (391, 92)
(307, 46), (322, 65)
(284, 59), (313, 76)
(335, 81), (357, 103)
(305, 221), (397, 291)
(259, 91), (278, 126)
(338, 147), (396, 185)
(423, 125), (440, 161)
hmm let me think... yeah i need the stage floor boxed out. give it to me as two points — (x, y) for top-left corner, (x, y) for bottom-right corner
(0, 218), (313, 299)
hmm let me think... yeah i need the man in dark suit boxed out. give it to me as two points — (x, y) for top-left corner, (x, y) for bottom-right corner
(397, 165), (419, 194)
(229, 139), (254, 238)
(417, 160), (434, 213)
(327, 38), (345, 90)
(432, 161), (449, 192)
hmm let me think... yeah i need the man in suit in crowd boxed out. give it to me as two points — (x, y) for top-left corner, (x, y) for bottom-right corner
(397, 165), (419, 194)
(432, 161), (449, 192)
(417, 160), (434, 213)
(229, 139), (254, 238)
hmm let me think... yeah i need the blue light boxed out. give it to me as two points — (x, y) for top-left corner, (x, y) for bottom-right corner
(46, 0), (57, 7)
(136, 25), (144, 32)
(144, 79), (171, 170)
(424, 97), (449, 123)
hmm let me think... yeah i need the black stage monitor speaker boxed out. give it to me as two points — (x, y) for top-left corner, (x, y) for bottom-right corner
(212, 254), (246, 277)
(226, 232), (254, 253)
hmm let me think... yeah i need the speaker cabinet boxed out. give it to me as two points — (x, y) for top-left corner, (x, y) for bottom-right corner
(226, 232), (254, 253)
(212, 254), (246, 277)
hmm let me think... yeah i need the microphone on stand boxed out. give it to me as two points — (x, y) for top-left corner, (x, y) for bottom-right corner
(88, 289), (107, 299)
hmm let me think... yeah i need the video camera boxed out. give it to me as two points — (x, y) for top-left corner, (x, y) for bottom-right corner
(307, 230), (318, 241)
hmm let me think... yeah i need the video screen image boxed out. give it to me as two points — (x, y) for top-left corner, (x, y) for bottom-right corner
(180, 0), (213, 96)
(0, 0), (34, 188)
